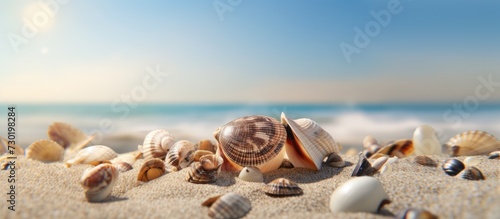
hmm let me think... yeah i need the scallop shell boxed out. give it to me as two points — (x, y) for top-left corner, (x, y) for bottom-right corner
(0, 136), (24, 156)
(238, 166), (264, 182)
(413, 125), (442, 155)
(185, 155), (223, 184)
(262, 178), (303, 196)
(214, 115), (286, 173)
(141, 129), (175, 160)
(281, 112), (340, 171)
(395, 208), (438, 219)
(80, 163), (118, 202)
(202, 193), (251, 219)
(112, 161), (133, 173)
(330, 176), (391, 213)
(26, 139), (65, 162)
(197, 139), (217, 153)
(458, 166), (485, 180)
(65, 145), (118, 167)
(325, 153), (346, 168)
(412, 155), (437, 167)
(442, 158), (465, 176)
(352, 153), (375, 177)
(370, 139), (414, 159)
(138, 158), (166, 182)
(488, 151), (500, 159)
(47, 122), (95, 153)
(445, 130), (500, 156)
(165, 140), (195, 171)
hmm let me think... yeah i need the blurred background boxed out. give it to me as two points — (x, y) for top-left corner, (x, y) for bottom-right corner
(1, 1), (499, 152)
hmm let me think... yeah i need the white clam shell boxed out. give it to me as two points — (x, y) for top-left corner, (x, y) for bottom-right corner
(165, 140), (195, 170)
(65, 145), (118, 167)
(281, 112), (340, 170)
(330, 176), (390, 213)
(238, 166), (264, 182)
(142, 129), (175, 160)
(464, 156), (481, 167)
(26, 139), (65, 163)
(371, 156), (388, 171)
(80, 163), (118, 202)
(413, 125), (442, 155)
(47, 122), (94, 153)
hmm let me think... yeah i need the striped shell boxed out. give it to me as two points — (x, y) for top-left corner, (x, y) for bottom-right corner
(214, 115), (286, 173)
(202, 193), (251, 219)
(141, 129), (175, 160)
(370, 139), (414, 159)
(47, 122), (94, 153)
(112, 161), (133, 173)
(26, 139), (65, 162)
(80, 163), (118, 202)
(165, 140), (195, 171)
(65, 145), (118, 167)
(138, 158), (166, 182)
(458, 166), (485, 180)
(281, 112), (341, 171)
(238, 166), (264, 182)
(445, 130), (500, 156)
(412, 155), (437, 167)
(185, 155), (223, 184)
(262, 178), (303, 196)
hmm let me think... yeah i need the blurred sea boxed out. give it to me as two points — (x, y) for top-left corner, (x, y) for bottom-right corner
(1, 103), (499, 153)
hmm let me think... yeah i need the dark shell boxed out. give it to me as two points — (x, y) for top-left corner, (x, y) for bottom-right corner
(442, 158), (465, 176)
(262, 178), (303, 196)
(458, 166), (485, 180)
(351, 153), (375, 177)
(395, 208), (438, 219)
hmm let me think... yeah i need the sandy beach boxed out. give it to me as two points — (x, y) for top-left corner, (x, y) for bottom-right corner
(1, 154), (498, 219)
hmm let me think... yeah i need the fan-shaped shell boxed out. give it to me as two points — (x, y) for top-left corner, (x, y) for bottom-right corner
(138, 158), (166, 182)
(330, 176), (391, 213)
(238, 166), (264, 182)
(26, 139), (64, 162)
(202, 193), (251, 219)
(47, 122), (94, 152)
(65, 145), (118, 167)
(262, 178), (303, 196)
(445, 130), (500, 156)
(370, 139), (414, 159)
(142, 129), (175, 160)
(281, 112), (340, 171)
(214, 115), (286, 173)
(165, 140), (195, 170)
(80, 163), (118, 202)
(413, 125), (442, 155)
(1, 136), (24, 156)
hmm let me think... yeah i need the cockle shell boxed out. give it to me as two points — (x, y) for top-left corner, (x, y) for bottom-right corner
(214, 115), (286, 173)
(458, 166), (485, 180)
(141, 129), (175, 160)
(202, 193), (251, 219)
(112, 161), (133, 173)
(442, 158), (465, 176)
(238, 166), (264, 182)
(262, 178), (303, 196)
(47, 122), (95, 153)
(370, 139), (414, 159)
(185, 155), (223, 184)
(395, 208), (438, 219)
(488, 151), (500, 159)
(325, 153), (346, 168)
(281, 112), (341, 171)
(138, 158), (166, 182)
(352, 153), (375, 177)
(413, 125), (442, 155)
(0, 137), (24, 156)
(412, 155), (437, 167)
(80, 163), (118, 202)
(445, 130), (500, 156)
(65, 145), (117, 167)
(330, 176), (391, 214)
(26, 139), (65, 163)
(165, 140), (195, 171)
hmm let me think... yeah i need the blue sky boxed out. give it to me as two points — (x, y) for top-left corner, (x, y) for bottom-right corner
(1, 0), (500, 103)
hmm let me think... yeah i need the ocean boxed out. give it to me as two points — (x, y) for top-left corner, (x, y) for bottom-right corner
(1, 103), (499, 153)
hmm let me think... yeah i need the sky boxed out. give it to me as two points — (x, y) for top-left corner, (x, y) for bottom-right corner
(1, 0), (500, 104)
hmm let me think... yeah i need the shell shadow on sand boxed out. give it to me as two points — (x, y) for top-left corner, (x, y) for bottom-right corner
(262, 161), (354, 184)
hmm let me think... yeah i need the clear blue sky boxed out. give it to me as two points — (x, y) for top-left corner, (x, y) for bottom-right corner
(1, 1), (500, 103)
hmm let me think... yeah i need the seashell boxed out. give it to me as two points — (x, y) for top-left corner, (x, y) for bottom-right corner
(325, 153), (345, 168)
(262, 178), (303, 196)
(442, 158), (465, 176)
(0, 137), (24, 156)
(238, 166), (264, 182)
(197, 139), (217, 153)
(488, 151), (500, 159)
(352, 153), (375, 177)
(280, 158), (294, 168)
(26, 139), (65, 162)
(202, 193), (251, 219)
(371, 156), (389, 171)
(281, 112), (341, 171)
(214, 115), (286, 173)
(464, 156), (481, 167)
(412, 155), (437, 167)
(445, 130), (500, 156)
(330, 176), (391, 213)
(395, 208), (438, 219)
(1, 155), (13, 170)
(412, 125), (442, 156)
(190, 150), (214, 162)
(47, 122), (95, 153)
(138, 158), (166, 182)
(80, 163), (118, 202)
(165, 140), (195, 171)
(363, 135), (379, 149)
(200, 154), (224, 171)
(141, 129), (175, 160)
(185, 154), (223, 184)
(65, 145), (117, 167)
(370, 139), (414, 159)
(458, 166), (485, 180)
(112, 161), (133, 173)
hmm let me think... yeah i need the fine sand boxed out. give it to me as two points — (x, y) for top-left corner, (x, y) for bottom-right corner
(1, 155), (499, 219)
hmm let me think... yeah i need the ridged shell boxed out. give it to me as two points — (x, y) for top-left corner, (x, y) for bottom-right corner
(262, 178), (303, 196)
(112, 161), (133, 173)
(197, 139), (217, 153)
(200, 154), (224, 171)
(0, 136), (24, 156)
(442, 159), (465, 176)
(165, 140), (195, 170)
(202, 193), (251, 219)
(65, 145), (118, 167)
(238, 166), (264, 182)
(214, 115), (286, 173)
(488, 151), (500, 159)
(142, 129), (175, 160)
(47, 122), (94, 153)
(412, 155), (437, 167)
(445, 130), (500, 156)
(352, 153), (375, 177)
(80, 163), (118, 202)
(395, 208), (438, 219)
(330, 176), (391, 213)
(413, 125), (442, 155)
(138, 158), (166, 182)
(26, 139), (65, 162)
(281, 112), (340, 171)
(325, 153), (345, 168)
(458, 166), (485, 180)
(185, 155), (223, 184)
(190, 150), (214, 162)
(370, 139), (414, 159)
